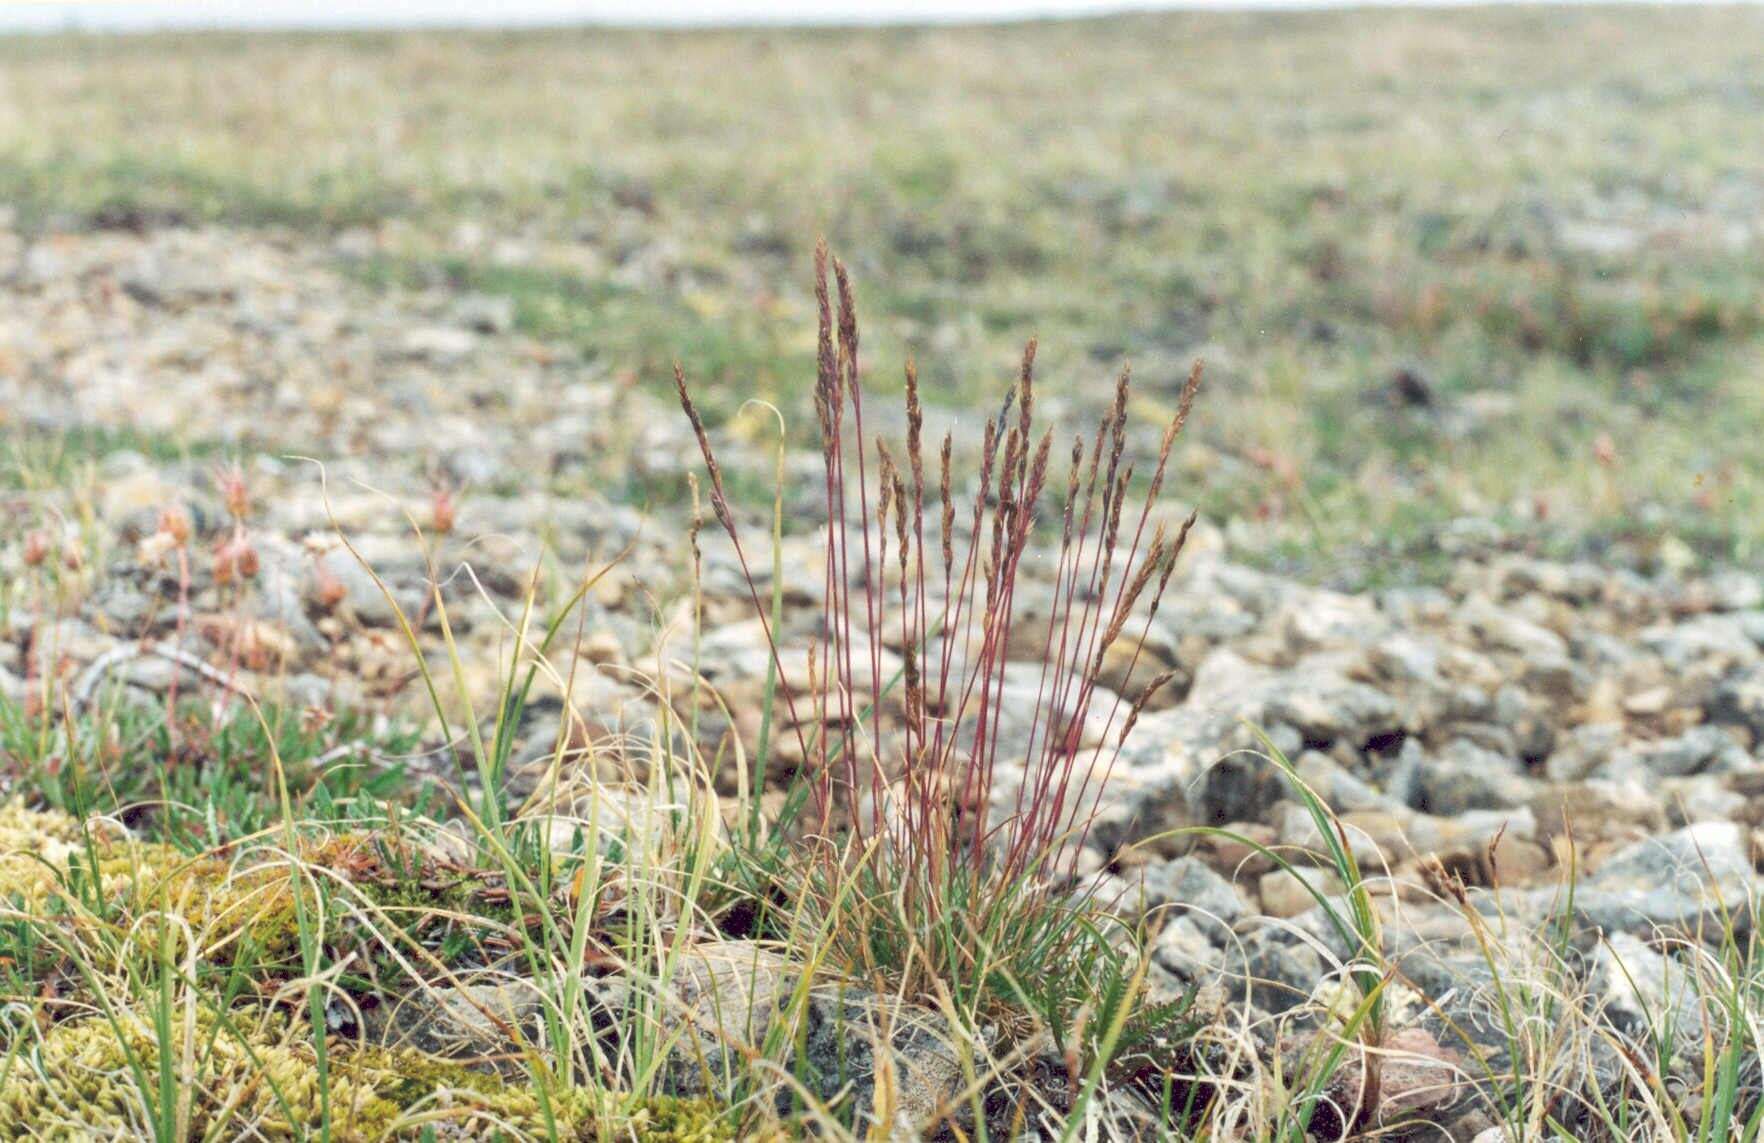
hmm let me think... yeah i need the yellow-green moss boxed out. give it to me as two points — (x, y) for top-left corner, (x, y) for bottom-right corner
(0, 1010), (545, 1138)
(0, 809), (770, 1140)
(0, 799), (83, 850)
(0, 798), (94, 905)
(0, 811), (512, 960)
(0, 816), (306, 981)
(0, 1007), (749, 1140)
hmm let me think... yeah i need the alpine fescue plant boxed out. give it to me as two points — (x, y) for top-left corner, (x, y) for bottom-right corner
(676, 242), (1203, 1026)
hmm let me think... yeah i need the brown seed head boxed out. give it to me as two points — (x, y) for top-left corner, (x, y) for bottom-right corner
(833, 256), (859, 396)
(674, 364), (733, 531)
(939, 433), (954, 575)
(214, 535), (260, 585)
(214, 462), (251, 522)
(979, 418), (999, 494)
(1119, 669), (1178, 745)
(158, 505), (192, 546)
(904, 359), (925, 509)
(1061, 436), (1084, 548)
(892, 471), (911, 577)
(877, 439), (897, 565)
(815, 238), (837, 409)
(1097, 464), (1133, 587)
(1022, 427), (1053, 532)
(1148, 360), (1204, 503)
(1103, 367), (1131, 491)
(430, 485), (456, 536)
(1100, 526), (1167, 654)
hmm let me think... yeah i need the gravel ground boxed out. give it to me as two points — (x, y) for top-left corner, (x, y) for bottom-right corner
(7, 224), (1764, 1138)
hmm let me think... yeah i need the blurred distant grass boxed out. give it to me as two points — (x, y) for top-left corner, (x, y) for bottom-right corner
(349, 254), (801, 413)
(2, 10), (1762, 574)
(4, 425), (218, 492)
(0, 153), (395, 230)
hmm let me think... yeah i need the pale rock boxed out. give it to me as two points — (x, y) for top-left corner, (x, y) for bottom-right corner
(1259, 865), (1345, 919)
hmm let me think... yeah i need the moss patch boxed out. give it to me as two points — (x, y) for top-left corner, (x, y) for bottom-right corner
(0, 804), (760, 1140)
(0, 1009), (598, 1139)
(0, 1008), (750, 1139)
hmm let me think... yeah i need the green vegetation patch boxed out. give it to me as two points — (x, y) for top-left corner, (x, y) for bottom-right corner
(6, 12), (1764, 563)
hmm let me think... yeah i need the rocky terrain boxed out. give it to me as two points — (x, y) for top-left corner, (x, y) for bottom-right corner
(6, 224), (1764, 1138)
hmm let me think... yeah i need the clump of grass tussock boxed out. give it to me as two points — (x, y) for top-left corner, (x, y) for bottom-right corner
(0, 693), (425, 853)
(302, 506), (820, 1131)
(1130, 740), (1400, 1140)
(676, 244), (1208, 1131)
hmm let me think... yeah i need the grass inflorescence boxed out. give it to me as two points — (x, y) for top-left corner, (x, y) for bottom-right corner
(676, 243), (1209, 1128)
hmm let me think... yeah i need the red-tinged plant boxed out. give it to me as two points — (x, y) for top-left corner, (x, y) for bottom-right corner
(213, 460), (252, 523)
(676, 243), (1201, 1023)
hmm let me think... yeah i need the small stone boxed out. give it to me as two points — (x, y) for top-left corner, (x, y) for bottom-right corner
(1563, 821), (1759, 937)
(364, 980), (543, 1064)
(580, 631), (623, 665)
(1152, 915), (1225, 979)
(1638, 726), (1748, 778)
(1259, 866), (1344, 919)
(1412, 738), (1534, 815)
(1319, 1025), (1464, 1128)
(1530, 781), (1664, 850)
(1275, 589), (1388, 654)
(1622, 685), (1672, 716)
(1710, 664), (1764, 742)
(1458, 594), (1568, 661)
(1593, 931), (1705, 1044)
(1231, 928), (1325, 1014)
(1136, 856), (1247, 941)
(399, 325), (478, 363)
(1543, 723), (1628, 783)
(654, 941), (967, 1136)
(453, 293), (517, 334)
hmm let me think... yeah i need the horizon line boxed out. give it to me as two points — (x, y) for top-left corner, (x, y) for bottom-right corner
(0, 0), (1740, 37)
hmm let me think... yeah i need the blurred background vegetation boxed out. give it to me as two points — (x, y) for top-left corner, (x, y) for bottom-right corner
(3, 6), (1761, 579)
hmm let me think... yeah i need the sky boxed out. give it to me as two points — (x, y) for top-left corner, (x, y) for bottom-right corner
(0, 0), (1722, 33)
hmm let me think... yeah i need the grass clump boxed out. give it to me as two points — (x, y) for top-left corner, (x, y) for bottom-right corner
(676, 244), (1206, 1129)
(1414, 849), (1764, 1141)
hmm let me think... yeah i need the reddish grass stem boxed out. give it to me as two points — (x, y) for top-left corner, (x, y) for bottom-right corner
(675, 244), (1203, 915)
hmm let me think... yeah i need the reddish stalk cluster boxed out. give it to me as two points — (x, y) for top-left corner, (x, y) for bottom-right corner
(677, 242), (1201, 905)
